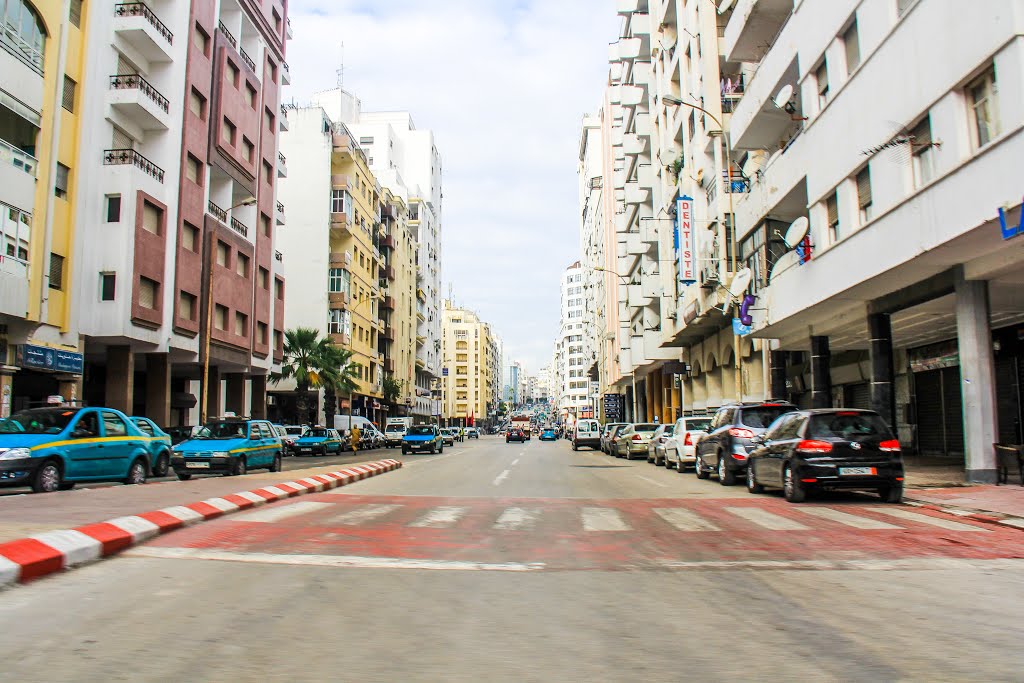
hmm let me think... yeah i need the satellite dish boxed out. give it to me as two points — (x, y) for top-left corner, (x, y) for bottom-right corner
(765, 149), (783, 169)
(773, 84), (794, 110)
(783, 217), (810, 248)
(727, 268), (752, 298)
(770, 251), (799, 283)
(717, 0), (735, 13)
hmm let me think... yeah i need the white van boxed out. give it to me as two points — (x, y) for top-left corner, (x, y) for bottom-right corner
(333, 415), (374, 435)
(573, 419), (602, 451)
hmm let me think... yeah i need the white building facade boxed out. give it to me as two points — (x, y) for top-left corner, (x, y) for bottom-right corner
(556, 261), (594, 420)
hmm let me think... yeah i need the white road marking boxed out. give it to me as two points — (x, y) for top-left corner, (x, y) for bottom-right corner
(582, 507), (631, 531)
(408, 506), (469, 528)
(653, 508), (721, 532)
(328, 504), (403, 525)
(635, 475), (668, 488)
(725, 507), (811, 531)
(493, 469), (510, 486)
(870, 508), (989, 532)
(797, 507), (902, 530)
(493, 507), (541, 530)
(511, 458), (520, 466)
(234, 501), (334, 524)
(657, 558), (1024, 571)
(126, 547), (545, 572)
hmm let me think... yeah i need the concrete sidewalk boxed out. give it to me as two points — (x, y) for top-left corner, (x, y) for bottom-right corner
(901, 455), (1024, 525)
(0, 458), (399, 545)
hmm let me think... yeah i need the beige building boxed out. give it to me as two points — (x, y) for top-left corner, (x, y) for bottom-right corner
(441, 301), (499, 427)
(381, 186), (418, 414)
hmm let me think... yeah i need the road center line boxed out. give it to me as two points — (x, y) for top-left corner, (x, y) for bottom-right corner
(493, 469), (510, 486)
(635, 475), (668, 488)
(511, 458), (520, 466)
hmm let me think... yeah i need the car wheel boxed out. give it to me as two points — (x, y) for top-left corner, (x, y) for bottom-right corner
(783, 465), (806, 503)
(125, 458), (147, 486)
(879, 484), (903, 504)
(717, 454), (736, 486)
(747, 465), (765, 494)
(232, 457), (247, 477)
(153, 453), (170, 478)
(695, 456), (710, 480)
(572, 442), (578, 451)
(176, 472), (192, 481)
(31, 460), (62, 494)
(270, 453), (282, 473)
(402, 447), (409, 455)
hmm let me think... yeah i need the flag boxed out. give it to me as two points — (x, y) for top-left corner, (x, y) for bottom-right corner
(469, 410), (475, 427)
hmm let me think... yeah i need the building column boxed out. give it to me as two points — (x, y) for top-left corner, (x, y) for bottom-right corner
(250, 375), (267, 419)
(105, 345), (134, 415)
(204, 365), (221, 421)
(225, 373), (246, 416)
(145, 353), (171, 426)
(770, 350), (788, 400)
(868, 313), (896, 429)
(809, 336), (831, 409)
(955, 277), (998, 482)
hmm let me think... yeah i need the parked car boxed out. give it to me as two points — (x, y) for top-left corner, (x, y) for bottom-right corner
(601, 423), (628, 454)
(171, 417), (283, 479)
(362, 425), (387, 450)
(277, 424), (306, 455)
(572, 419), (602, 451)
(539, 428), (558, 441)
(0, 406), (156, 493)
(440, 428), (457, 446)
(129, 416), (174, 477)
(465, 427), (480, 439)
(614, 423), (660, 459)
(746, 409), (905, 503)
(506, 429), (527, 443)
(163, 424), (197, 446)
(292, 426), (344, 456)
(402, 425), (443, 454)
(695, 401), (798, 485)
(647, 423), (675, 466)
(664, 415), (714, 471)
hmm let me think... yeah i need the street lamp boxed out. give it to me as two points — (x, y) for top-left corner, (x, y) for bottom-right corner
(661, 94), (744, 402)
(200, 196), (257, 424)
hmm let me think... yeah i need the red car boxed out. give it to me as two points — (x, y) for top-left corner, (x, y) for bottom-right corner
(506, 429), (526, 443)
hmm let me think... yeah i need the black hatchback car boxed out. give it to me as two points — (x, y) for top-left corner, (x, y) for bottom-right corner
(745, 409), (905, 503)
(695, 401), (798, 485)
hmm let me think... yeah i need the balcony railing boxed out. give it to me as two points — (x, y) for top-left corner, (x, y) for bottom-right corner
(207, 200), (227, 222)
(109, 74), (169, 112)
(280, 104), (288, 117)
(282, 61), (290, 74)
(230, 216), (249, 237)
(720, 74), (745, 114)
(114, 3), (173, 44)
(276, 200), (285, 213)
(274, 250), (283, 262)
(0, 138), (37, 177)
(103, 149), (164, 183)
(277, 151), (286, 165)
(218, 20), (237, 49)
(239, 47), (256, 73)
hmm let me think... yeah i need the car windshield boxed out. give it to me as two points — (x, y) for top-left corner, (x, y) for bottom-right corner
(739, 407), (794, 428)
(306, 428), (329, 438)
(0, 408), (81, 434)
(808, 413), (893, 441)
(634, 424), (659, 434)
(408, 426), (434, 436)
(194, 421), (248, 439)
(284, 427), (304, 436)
(686, 418), (712, 432)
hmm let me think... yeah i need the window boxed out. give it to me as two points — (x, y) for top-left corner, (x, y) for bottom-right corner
(100, 273), (116, 301)
(236, 252), (249, 278)
(897, 0), (918, 17)
(245, 83), (257, 109)
(61, 75), (76, 112)
(186, 154), (202, 185)
(102, 412), (128, 437)
(261, 213), (271, 238)
(328, 268), (344, 292)
(331, 189), (347, 213)
(182, 221), (199, 252)
(142, 201), (161, 235)
(5, 0), (46, 69)
(242, 137), (254, 163)
(221, 117), (236, 146)
(266, 59), (277, 83)
(216, 241), (229, 267)
(69, 0), (82, 27)
(359, 136), (374, 145)
(826, 191), (840, 242)
(48, 253), (64, 290)
(226, 60), (239, 87)
(234, 311), (247, 336)
(259, 266), (270, 290)
(179, 291), (196, 320)
(134, 420), (155, 436)
(257, 322), (268, 345)
(328, 309), (347, 334)
(106, 195), (121, 223)
(265, 107), (275, 131)
(816, 60), (829, 109)
(856, 166), (872, 224)
(262, 160), (272, 184)
(55, 163), (69, 199)
(189, 88), (206, 119)
(214, 304), (228, 330)
(272, 8), (282, 32)
(193, 23), (210, 56)
(843, 21), (860, 74)
(911, 116), (935, 188)
(967, 65), (999, 148)
(274, 279), (284, 300)
(138, 277), (158, 309)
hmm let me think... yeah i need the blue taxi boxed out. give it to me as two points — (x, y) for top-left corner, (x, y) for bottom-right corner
(401, 424), (444, 455)
(293, 427), (344, 456)
(171, 417), (283, 479)
(130, 416), (173, 477)
(0, 407), (156, 493)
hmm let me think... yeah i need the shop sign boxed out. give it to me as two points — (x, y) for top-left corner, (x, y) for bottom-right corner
(908, 339), (959, 372)
(675, 196), (697, 284)
(16, 344), (84, 374)
(998, 200), (1023, 240)
(732, 318), (753, 336)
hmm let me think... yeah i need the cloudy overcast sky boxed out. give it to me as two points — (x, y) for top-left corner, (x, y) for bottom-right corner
(286, 0), (619, 374)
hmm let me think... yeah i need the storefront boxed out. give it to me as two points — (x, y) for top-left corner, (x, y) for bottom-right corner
(8, 343), (84, 415)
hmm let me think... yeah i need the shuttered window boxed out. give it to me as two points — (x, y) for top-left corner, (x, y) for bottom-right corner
(112, 126), (133, 150)
(100, 273), (116, 301)
(843, 21), (860, 74)
(179, 291), (196, 321)
(816, 61), (829, 106)
(142, 201), (161, 235)
(55, 163), (70, 199)
(856, 167), (872, 222)
(69, 0), (83, 27)
(214, 305), (228, 330)
(826, 192), (840, 242)
(182, 222), (199, 252)
(61, 76), (76, 112)
(911, 117), (935, 188)
(48, 253), (64, 290)
(138, 277), (158, 309)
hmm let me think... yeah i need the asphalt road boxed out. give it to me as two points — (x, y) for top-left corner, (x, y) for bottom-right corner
(0, 435), (1022, 682)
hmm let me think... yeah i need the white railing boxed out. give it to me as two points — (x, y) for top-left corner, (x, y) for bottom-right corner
(0, 254), (29, 278)
(0, 138), (37, 176)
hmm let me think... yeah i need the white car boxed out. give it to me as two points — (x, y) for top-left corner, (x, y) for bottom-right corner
(440, 428), (457, 446)
(663, 415), (714, 471)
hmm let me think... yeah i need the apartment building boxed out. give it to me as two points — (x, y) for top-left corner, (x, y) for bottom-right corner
(380, 185), (419, 415)
(441, 301), (494, 427)
(1, 0), (90, 415)
(555, 261), (595, 420)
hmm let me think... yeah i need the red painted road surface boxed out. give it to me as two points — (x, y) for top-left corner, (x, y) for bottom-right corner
(143, 493), (1024, 570)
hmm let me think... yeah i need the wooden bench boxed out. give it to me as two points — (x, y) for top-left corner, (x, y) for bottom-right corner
(994, 443), (1024, 486)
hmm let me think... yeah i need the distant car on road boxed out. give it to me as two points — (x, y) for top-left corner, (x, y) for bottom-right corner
(614, 423), (660, 460)
(539, 428), (558, 441)
(163, 424), (197, 446)
(172, 417), (283, 479)
(440, 428), (457, 446)
(403, 425), (444, 454)
(506, 429), (526, 443)
(130, 416), (173, 477)
(663, 415), (713, 471)
(572, 419), (602, 451)
(601, 423), (628, 454)
(292, 427), (344, 456)
(647, 423), (675, 466)
(465, 428), (480, 439)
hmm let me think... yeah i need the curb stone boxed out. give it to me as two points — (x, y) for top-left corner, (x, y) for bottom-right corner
(904, 498), (1024, 531)
(0, 459), (402, 587)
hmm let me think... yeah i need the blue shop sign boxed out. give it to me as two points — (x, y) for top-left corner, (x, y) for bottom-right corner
(732, 318), (753, 337)
(999, 200), (1023, 240)
(17, 344), (84, 374)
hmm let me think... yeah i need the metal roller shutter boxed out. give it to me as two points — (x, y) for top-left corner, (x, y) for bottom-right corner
(915, 370), (944, 455)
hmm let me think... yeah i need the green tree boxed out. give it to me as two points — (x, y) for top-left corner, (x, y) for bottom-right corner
(320, 344), (359, 426)
(271, 327), (353, 425)
(382, 376), (404, 412)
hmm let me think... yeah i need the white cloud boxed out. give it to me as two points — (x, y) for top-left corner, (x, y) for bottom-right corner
(285, 0), (618, 373)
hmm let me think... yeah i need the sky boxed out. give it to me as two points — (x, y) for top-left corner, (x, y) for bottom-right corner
(286, 0), (619, 375)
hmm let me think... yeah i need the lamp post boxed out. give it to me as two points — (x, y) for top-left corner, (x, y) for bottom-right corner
(201, 196), (256, 424)
(662, 94), (743, 402)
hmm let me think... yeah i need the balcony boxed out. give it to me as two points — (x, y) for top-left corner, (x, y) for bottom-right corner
(274, 250), (282, 262)
(286, 16), (294, 40)
(0, 138), (37, 213)
(381, 234), (396, 249)
(107, 74), (170, 130)
(382, 265), (396, 281)
(103, 149), (164, 183)
(623, 132), (648, 157)
(330, 174), (350, 190)
(620, 84), (646, 108)
(281, 61), (291, 85)
(207, 200), (227, 222)
(113, 3), (173, 62)
(277, 151), (287, 178)
(329, 251), (353, 267)
(617, 37), (643, 61)
(723, 0), (793, 63)
(330, 212), (352, 236)
(617, 0), (642, 14)
(239, 47), (256, 73)
(229, 216), (248, 238)
(624, 181), (650, 205)
(279, 104), (289, 131)
(275, 200), (285, 225)
(0, 255), (29, 318)
(328, 291), (350, 307)
(382, 296), (395, 310)
(331, 134), (352, 154)
(218, 20), (237, 49)
(416, 305), (426, 322)
(382, 326), (395, 341)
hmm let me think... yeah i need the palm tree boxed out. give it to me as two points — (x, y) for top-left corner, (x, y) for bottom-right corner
(320, 344), (359, 426)
(382, 376), (404, 415)
(271, 327), (342, 424)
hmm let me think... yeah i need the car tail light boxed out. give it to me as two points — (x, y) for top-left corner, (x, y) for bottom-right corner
(836, 411), (859, 416)
(683, 432), (692, 446)
(879, 439), (901, 452)
(729, 428), (755, 439)
(632, 434), (642, 441)
(801, 478), (818, 483)
(796, 439), (833, 454)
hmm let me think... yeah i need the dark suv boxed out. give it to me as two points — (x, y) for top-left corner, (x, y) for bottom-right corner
(694, 401), (797, 485)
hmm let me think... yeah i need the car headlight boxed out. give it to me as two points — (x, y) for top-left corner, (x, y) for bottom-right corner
(213, 451), (230, 458)
(0, 448), (31, 460)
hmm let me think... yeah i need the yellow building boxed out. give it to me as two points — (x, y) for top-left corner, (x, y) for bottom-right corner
(381, 187), (418, 413)
(441, 300), (497, 426)
(1, 0), (88, 415)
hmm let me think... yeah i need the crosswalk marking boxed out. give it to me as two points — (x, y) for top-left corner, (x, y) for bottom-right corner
(796, 507), (902, 530)
(234, 501), (334, 524)
(653, 508), (721, 532)
(582, 507), (631, 531)
(725, 507), (811, 531)
(869, 508), (989, 532)
(408, 506), (469, 528)
(493, 507), (541, 530)
(328, 504), (403, 526)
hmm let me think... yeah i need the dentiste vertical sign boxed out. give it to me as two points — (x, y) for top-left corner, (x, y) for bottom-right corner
(676, 196), (696, 284)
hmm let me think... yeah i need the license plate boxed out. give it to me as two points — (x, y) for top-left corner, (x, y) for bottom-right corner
(185, 462), (211, 469)
(839, 467), (876, 476)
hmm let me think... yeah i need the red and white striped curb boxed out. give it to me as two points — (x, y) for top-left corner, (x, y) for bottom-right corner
(0, 459), (402, 587)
